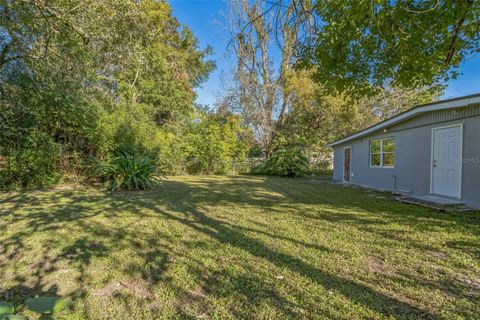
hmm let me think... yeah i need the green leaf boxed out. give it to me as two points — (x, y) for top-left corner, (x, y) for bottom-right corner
(0, 315), (28, 320)
(0, 302), (14, 316)
(25, 297), (73, 314)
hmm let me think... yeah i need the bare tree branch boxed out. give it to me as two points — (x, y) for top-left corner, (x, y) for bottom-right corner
(445, 0), (474, 63)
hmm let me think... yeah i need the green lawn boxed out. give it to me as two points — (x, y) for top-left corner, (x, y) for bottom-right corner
(0, 176), (479, 319)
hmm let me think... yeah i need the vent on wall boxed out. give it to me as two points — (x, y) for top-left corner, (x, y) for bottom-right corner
(426, 104), (480, 123)
(393, 104), (480, 131)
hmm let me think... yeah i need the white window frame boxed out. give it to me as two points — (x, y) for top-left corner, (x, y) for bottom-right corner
(370, 138), (395, 168)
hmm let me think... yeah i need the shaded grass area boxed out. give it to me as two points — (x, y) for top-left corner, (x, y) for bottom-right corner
(0, 176), (479, 319)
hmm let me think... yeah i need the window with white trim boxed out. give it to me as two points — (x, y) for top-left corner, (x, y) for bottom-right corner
(370, 138), (395, 168)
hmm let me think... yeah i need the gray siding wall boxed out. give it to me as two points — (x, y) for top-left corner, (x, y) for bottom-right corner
(332, 106), (480, 209)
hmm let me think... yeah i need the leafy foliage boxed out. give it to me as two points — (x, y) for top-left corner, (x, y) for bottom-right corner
(184, 112), (250, 175)
(0, 315), (27, 320)
(0, 302), (14, 316)
(0, 296), (72, 319)
(25, 297), (72, 314)
(97, 151), (160, 192)
(0, 132), (61, 188)
(298, 0), (480, 95)
(92, 104), (160, 160)
(0, 0), (214, 188)
(253, 147), (308, 177)
(156, 110), (251, 175)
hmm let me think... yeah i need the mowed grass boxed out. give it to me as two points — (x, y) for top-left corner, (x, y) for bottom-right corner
(0, 176), (479, 320)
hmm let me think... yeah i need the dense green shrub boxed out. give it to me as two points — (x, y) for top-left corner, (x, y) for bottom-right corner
(308, 162), (333, 177)
(0, 133), (61, 188)
(96, 151), (160, 191)
(252, 147), (308, 177)
(92, 104), (160, 160)
(156, 112), (250, 175)
(185, 114), (248, 175)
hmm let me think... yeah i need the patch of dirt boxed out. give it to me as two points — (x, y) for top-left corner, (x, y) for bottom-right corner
(53, 184), (80, 191)
(428, 250), (450, 260)
(174, 286), (209, 305)
(307, 180), (329, 184)
(94, 281), (154, 300)
(173, 286), (210, 318)
(454, 274), (480, 290)
(368, 257), (398, 277)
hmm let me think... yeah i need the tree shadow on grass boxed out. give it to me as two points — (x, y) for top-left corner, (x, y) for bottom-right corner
(0, 177), (478, 319)
(150, 177), (480, 318)
(100, 178), (436, 318)
(153, 204), (437, 319)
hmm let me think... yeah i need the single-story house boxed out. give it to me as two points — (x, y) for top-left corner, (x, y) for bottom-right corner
(328, 93), (480, 209)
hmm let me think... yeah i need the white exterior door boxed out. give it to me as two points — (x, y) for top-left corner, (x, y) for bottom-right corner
(431, 124), (463, 198)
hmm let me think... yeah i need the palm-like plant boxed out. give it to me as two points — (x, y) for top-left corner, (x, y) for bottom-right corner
(98, 151), (161, 191)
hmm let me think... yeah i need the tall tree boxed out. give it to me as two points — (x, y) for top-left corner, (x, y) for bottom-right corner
(221, 0), (310, 154)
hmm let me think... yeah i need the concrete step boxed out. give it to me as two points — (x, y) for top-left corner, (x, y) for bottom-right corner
(394, 195), (473, 212)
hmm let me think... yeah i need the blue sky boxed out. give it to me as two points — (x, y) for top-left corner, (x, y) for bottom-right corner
(170, 0), (480, 107)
